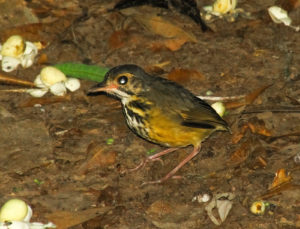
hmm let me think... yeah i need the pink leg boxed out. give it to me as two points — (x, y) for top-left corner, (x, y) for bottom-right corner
(141, 145), (201, 185)
(129, 148), (179, 172)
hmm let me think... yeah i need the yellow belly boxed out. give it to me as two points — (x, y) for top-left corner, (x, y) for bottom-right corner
(147, 109), (212, 148)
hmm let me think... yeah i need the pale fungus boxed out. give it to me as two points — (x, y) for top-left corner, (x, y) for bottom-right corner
(28, 66), (81, 97)
(0, 35), (39, 72)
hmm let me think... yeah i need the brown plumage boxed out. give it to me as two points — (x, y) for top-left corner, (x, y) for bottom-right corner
(88, 64), (229, 184)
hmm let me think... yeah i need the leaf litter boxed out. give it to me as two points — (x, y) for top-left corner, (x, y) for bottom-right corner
(0, 0), (299, 228)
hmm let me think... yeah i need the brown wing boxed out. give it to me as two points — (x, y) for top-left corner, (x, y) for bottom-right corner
(145, 75), (229, 131)
(179, 105), (229, 131)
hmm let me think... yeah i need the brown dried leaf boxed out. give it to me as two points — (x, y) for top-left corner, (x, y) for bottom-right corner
(46, 207), (112, 229)
(145, 61), (170, 74)
(231, 119), (272, 144)
(78, 143), (117, 174)
(108, 29), (143, 50)
(270, 168), (292, 189)
(18, 95), (71, 107)
(163, 38), (188, 51)
(0, 23), (45, 42)
(108, 30), (128, 49)
(167, 68), (205, 84)
(134, 15), (197, 42)
(229, 140), (252, 164)
(247, 122), (272, 136)
(231, 125), (248, 144)
(224, 101), (245, 109)
(225, 84), (272, 109)
(146, 200), (174, 216)
(245, 84), (272, 105)
(37, 53), (48, 64)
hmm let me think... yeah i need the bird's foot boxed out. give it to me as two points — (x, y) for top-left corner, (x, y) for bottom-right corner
(119, 157), (164, 176)
(129, 157), (164, 172)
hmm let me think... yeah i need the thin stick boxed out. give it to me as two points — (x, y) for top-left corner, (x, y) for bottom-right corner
(197, 95), (245, 101)
(0, 72), (35, 87)
(0, 88), (29, 93)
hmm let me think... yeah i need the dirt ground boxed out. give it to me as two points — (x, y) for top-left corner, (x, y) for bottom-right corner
(0, 0), (299, 228)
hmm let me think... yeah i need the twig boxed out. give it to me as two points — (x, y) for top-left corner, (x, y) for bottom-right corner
(0, 72), (35, 87)
(0, 89), (29, 93)
(197, 95), (245, 101)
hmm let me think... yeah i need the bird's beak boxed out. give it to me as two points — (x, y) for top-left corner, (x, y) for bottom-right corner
(87, 82), (117, 96)
(87, 81), (107, 95)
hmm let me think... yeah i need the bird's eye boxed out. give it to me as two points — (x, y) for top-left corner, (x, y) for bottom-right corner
(117, 76), (128, 85)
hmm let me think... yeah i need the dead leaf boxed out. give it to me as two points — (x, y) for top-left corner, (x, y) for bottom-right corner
(145, 61), (170, 74)
(37, 53), (48, 64)
(231, 119), (272, 144)
(150, 38), (189, 51)
(167, 68), (205, 84)
(78, 143), (117, 174)
(18, 95), (71, 107)
(245, 84), (272, 105)
(248, 122), (272, 137)
(135, 15), (197, 41)
(45, 207), (112, 229)
(231, 125), (248, 144)
(225, 84), (272, 109)
(270, 169), (292, 189)
(108, 30), (128, 50)
(162, 37), (189, 51)
(258, 183), (300, 200)
(229, 140), (252, 164)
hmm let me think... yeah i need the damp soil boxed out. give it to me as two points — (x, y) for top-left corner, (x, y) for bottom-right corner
(0, 0), (299, 228)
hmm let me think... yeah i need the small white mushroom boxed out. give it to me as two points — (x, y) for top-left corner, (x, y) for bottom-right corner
(27, 88), (48, 98)
(34, 75), (47, 89)
(268, 6), (291, 26)
(1, 56), (21, 72)
(65, 78), (81, 92)
(20, 41), (38, 68)
(29, 66), (81, 97)
(211, 102), (226, 117)
(1, 35), (25, 58)
(268, 6), (299, 31)
(49, 82), (67, 96)
(0, 199), (30, 222)
(213, 0), (237, 15)
(40, 66), (67, 86)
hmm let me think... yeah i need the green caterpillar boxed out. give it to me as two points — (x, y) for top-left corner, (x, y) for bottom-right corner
(54, 63), (109, 82)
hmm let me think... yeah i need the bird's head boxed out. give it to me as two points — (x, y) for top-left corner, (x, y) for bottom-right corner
(87, 64), (149, 100)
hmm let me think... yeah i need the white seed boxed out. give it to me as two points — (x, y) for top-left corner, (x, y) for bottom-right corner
(211, 102), (226, 117)
(1, 35), (25, 58)
(268, 6), (291, 26)
(40, 66), (67, 86)
(27, 88), (48, 97)
(0, 199), (28, 222)
(23, 206), (32, 223)
(20, 41), (38, 68)
(34, 75), (47, 89)
(213, 0), (237, 14)
(1, 56), (21, 72)
(49, 82), (67, 96)
(65, 78), (81, 92)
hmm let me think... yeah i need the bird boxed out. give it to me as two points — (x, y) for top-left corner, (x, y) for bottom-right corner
(87, 64), (229, 184)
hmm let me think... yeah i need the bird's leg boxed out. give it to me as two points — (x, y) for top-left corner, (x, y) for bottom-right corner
(141, 145), (201, 185)
(128, 148), (179, 172)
